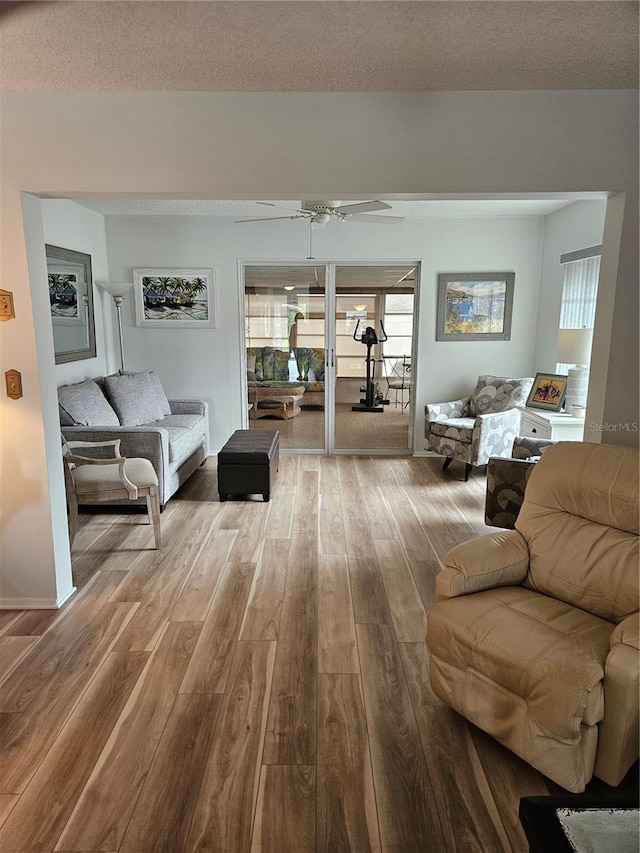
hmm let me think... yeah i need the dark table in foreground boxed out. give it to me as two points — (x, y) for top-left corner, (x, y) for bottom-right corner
(519, 794), (639, 853)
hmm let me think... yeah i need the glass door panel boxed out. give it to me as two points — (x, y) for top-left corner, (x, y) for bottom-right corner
(334, 265), (416, 451)
(244, 265), (325, 450)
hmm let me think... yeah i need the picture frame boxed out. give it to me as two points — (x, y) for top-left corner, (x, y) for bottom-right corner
(526, 372), (568, 412)
(436, 272), (515, 341)
(46, 244), (96, 364)
(133, 268), (215, 327)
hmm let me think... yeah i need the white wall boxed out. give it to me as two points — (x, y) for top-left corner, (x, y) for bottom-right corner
(1, 90), (637, 608)
(104, 213), (544, 452)
(41, 200), (112, 384)
(534, 200), (606, 372)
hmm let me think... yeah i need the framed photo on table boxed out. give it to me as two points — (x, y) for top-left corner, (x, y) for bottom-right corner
(436, 272), (515, 341)
(526, 372), (568, 412)
(134, 268), (215, 327)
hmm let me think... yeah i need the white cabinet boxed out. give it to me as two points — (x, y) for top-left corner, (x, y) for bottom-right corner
(518, 407), (585, 441)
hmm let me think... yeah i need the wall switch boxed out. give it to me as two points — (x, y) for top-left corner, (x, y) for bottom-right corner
(0, 290), (15, 321)
(5, 370), (23, 399)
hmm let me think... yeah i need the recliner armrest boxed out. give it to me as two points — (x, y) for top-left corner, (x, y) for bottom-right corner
(436, 529), (530, 601)
(594, 613), (640, 786)
(610, 613), (639, 651)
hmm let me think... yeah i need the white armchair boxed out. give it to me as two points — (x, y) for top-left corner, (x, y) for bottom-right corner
(425, 375), (534, 480)
(62, 438), (161, 549)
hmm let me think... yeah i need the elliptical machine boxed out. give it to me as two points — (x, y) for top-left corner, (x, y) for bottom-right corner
(351, 319), (388, 413)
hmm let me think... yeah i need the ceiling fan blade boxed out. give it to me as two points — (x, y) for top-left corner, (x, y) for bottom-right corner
(333, 200), (391, 214)
(235, 215), (308, 223)
(345, 213), (404, 224)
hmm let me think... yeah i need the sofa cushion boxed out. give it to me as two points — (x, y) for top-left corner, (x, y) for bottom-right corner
(58, 380), (120, 427)
(158, 414), (207, 463)
(146, 371), (171, 416)
(273, 350), (290, 380)
(121, 370), (171, 416)
(104, 373), (166, 426)
(246, 354), (257, 381)
(469, 375), (534, 416)
(428, 585), (612, 737)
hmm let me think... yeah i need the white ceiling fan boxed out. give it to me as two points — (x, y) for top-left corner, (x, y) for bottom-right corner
(235, 200), (404, 226)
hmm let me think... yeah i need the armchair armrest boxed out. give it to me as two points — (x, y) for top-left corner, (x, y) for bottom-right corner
(425, 397), (470, 422)
(471, 407), (522, 466)
(594, 613), (640, 786)
(435, 529), (530, 601)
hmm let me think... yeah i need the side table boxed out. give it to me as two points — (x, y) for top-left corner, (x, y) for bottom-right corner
(519, 406), (585, 441)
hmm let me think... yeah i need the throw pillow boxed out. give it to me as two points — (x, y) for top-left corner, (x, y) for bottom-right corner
(469, 375), (534, 416)
(146, 371), (172, 415)
(104, 373), (166, 426)
(308, 349), (325, 382)
(246, 355), (257, 382)
(273, 350), (290, 380)
(120, 370), (172, 416)
(57, 380), (120, 427)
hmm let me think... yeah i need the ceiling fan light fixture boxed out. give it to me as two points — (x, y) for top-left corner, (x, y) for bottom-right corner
(312, 212), (331, 226)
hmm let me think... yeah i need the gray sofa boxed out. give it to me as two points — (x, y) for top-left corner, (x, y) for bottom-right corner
(58, 371), (209, 506)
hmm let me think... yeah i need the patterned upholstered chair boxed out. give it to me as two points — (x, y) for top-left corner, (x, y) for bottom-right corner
(484, 436), (556, 529)
(425, 375), (534, 480)
(295, 347), (325, 408)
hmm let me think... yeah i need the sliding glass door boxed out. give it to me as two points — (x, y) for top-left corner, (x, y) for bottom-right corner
(333, 265), (415, 452)
(242, 262), (417, 453)
(244, 265), (326, 450)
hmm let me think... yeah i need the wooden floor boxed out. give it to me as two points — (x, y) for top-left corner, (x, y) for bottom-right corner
(0, 455), (565, 852)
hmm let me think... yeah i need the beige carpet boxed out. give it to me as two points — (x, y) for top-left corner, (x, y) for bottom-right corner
(250, 402), (410, 450)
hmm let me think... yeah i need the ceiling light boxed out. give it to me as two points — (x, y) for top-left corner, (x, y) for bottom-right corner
(313, 212), (331, 226)
(353, 304), (367, 312)
(283, 285), (295, 291)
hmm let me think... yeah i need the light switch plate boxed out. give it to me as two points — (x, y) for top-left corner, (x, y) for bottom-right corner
(0, 290), (15, 321)
(5, 370), (23, 399)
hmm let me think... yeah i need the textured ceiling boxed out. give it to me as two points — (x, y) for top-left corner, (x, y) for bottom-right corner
(75, 198), (575, 218)
(1, 1), (637, 92)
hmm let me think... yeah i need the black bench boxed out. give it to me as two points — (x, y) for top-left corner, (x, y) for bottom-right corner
(217, 429), (280, 502)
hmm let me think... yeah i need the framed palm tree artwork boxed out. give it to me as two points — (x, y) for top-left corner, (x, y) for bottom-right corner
(133, 268), (215, 327)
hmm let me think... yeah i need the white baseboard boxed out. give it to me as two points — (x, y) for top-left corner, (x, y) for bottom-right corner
(0, 585), (77, 610)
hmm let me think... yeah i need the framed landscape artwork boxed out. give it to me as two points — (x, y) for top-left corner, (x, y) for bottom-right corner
(526, 372), (568, 412)
(436, 272), (515, 341)
(134, 268), (215, 327)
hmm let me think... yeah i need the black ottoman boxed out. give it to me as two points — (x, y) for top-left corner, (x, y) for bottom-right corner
(217, 429), (279, 502)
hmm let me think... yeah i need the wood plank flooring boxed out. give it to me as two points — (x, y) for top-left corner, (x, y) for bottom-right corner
(0, 455), (564, 852)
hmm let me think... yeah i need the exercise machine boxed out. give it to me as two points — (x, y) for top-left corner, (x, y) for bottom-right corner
(351, 320), (388, 413)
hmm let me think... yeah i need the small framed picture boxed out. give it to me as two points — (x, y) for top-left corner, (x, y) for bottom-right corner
(526, 372), (568, 412)
(133, 268), (215, 327)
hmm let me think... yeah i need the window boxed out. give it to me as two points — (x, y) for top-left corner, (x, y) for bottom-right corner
(383, 292), (414, 357)
(336, 294), (377, 378)
(556, 246), (601, 373)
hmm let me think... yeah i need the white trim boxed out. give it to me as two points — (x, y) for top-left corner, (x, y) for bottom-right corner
(0, 585), (76, 610)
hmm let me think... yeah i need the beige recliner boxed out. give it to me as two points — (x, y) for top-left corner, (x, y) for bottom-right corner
(426, 442), (639, 793)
